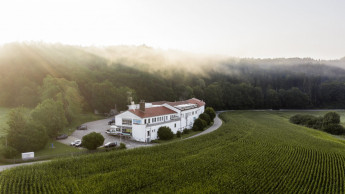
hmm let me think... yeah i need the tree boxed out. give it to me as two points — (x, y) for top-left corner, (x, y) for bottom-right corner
(265, 89), (281, 110)
(199, 113), (211, 125)
(157, 126), (174, 140)
(31, 99), (67, 137)
(204, 82), (223, 110)
(205, 107), (216, 121)
(6, 107), (48, 153)
(82, 132), (105, 150)
(40, 75), (84, 123)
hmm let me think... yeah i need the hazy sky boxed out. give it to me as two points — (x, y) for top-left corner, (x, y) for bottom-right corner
(0, 0), (344, 59)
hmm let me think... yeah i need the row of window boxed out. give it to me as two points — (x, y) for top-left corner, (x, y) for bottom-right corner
(144, 115), (169, 124)
(181, 110), (198, 118)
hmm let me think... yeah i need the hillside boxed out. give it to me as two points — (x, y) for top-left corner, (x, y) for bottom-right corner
(1, 43), (345, 111)
(1, 111), (345, 193)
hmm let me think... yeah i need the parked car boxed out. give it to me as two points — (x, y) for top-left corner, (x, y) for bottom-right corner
(76, 125), (87, 130)
(70, 140), (82, 147)
(108, 118), (115, 125)
(56, 134), (68, 140)
(104, 141), (117, 148)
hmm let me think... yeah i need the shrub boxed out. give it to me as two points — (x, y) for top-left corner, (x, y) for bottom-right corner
(1, 146), (19, 159)
(183, 129), (190, 134)
(199, 113), (211, 125)
(289, 114), (324, 129)
(119, 143), (126, 149)
(323, 112), (340, 125)
(82, 132), (104, 150)
(158, 126), (174, 140)
(176, 131), (182, 138)
(193, 118), (206, 131)
(322, 124), (345, 135)
(290, 114), (317, 125)
(201, 119), (207, 129)
(306, 117), (323, 129)
(205, 107), (216, 121)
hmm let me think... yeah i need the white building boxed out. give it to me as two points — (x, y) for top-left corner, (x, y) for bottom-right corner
(113, 98), (205, 142)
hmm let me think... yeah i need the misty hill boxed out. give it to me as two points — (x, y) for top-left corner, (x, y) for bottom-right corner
(1, 42), (345, 111)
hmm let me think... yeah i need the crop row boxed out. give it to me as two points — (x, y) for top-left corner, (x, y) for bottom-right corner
(1, 111), (345, 193)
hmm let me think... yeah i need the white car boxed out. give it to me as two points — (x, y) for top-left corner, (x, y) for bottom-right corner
(70, 140), (82, 147)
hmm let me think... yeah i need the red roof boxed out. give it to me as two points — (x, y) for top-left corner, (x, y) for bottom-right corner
(129, 106), (177, 118)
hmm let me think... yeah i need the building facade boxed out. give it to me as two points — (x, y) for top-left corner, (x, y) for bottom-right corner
(113, 98), (205, 142)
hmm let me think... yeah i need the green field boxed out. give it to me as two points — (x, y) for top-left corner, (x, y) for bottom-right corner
(1, 111), (345, 193)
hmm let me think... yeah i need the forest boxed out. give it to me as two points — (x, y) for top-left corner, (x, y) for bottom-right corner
(1, 42), (345, 114)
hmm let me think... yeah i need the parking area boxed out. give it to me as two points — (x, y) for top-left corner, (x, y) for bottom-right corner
(58, 118), (154, 149)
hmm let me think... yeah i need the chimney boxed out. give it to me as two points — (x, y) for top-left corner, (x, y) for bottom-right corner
(140, 100), (145, 112)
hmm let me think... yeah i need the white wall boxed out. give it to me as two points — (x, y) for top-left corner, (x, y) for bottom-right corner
(115, 111), (141, 126)
(132, 124), (146, 142)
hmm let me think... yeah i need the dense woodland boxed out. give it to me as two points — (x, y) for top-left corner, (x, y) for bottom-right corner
(1, 42), (345, 113)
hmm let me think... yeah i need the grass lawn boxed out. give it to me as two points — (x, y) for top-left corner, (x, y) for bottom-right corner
(3, 111), (345, 193)
(35, 141), (83, 157)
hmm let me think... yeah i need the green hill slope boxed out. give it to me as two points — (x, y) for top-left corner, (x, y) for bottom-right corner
(1, 111), (345, 193)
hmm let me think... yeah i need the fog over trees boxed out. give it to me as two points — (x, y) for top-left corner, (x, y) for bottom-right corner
(1, 42), (345, 112)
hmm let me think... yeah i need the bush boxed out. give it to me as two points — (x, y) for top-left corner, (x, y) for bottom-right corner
(290, 114), (317, 125)
(82, 132), (104, 150)
(199, 113), (211, 125)
(193, 118), (206, 131)
(201, 119), (207, 129)
(306, 117), (323, 129)
(205, 107), (216, 121)
(158, 126), (174, 140)
(1, 146), (19, 159)
(183, 129), (190, 134)
(176, 131), (182, 138)
(322, 124), (345, 135)
(290, 112), (345, 135)
(323, 112), (340, 125)
(119, 143), (126, 149)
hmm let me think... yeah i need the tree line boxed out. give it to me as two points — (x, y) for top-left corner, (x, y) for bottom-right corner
(1, 43), (345, 113)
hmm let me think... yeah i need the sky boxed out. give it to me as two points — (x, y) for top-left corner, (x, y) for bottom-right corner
(0, 0), (344, 59)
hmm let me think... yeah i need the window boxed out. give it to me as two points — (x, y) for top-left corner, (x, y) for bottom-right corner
(122, 119), (132, 125)
(147, 131), (150, 136)
(133, 119), (141, 124)
(148, 118), (150, 123)
(144, 119), (147, 124)
(174, 123), (176, 128)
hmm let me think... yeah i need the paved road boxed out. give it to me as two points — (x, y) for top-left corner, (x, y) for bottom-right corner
(185, 113), (222, 139)
(0, 113), (223, 172)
